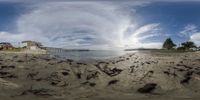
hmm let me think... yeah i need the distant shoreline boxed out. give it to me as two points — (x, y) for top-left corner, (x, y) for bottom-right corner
(0, 50), (47, 55)
(124, 48), (160, 51)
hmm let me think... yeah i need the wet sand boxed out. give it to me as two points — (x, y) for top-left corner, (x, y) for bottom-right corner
(0, 51), (200, 100)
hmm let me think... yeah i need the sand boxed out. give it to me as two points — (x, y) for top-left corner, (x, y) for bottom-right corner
(0, 51), (200, 100)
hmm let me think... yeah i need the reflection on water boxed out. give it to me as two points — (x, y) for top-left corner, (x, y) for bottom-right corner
(50, 50), (137, 60)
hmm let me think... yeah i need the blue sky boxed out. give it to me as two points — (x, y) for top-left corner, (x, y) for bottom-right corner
(0, 0), (200, 49)
(135, 2), (200, 43)
(0, 2), (27, 32)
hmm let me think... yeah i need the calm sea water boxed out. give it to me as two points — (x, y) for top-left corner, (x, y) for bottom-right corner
(50, 50), (137, 60)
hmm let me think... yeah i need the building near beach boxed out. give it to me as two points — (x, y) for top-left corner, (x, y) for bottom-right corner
(0, 42), (14, 50)
(22, 41), (43, 50)
(21, 41), (47, 54)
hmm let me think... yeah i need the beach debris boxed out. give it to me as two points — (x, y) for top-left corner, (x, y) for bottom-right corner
(149, 70), (154, 74)
(76, 73), (82, 79)
(180, 71), (193, 84)
(108, 79), (119, 86)
(179, 61), (183, 63)
(109, 68), (123, 76)
(27, 72), (39, 80)
(82, 81), (96, 87)
(77, 62), (87, 65)
(196, 71), (200, 75)
(139, 71), (154, 81)
(145, 61), (151, 64)
(66, 59), (74, 65)
(181, 77), (191, 84)
(0, 65), (15, 70)
(115, 59), (125, 63)
(0, 71), (17, 78)
(20, 87), (59, 97)
(86, 71), (99, 80)
(176, 68), (185, 72)
(57, 60), (65, 64)
(46, 72), (67, 87)
(137, 83), (157, 93)
(60, 69), (70, 76)
(163, 71), (177, 77)
(0, 78), (20, 88)
(17, 60), (24, 62)
(176, 64), (192, 70)
(163, 71), (170, 76)
(12, 55), (18, 58)
(42, 58), (51, 61)
(129, 54), (135, 57)
(66, 59), (73, 62)
(89, 82), (96, 87)
(130, 65), (135, 73)
(61, 71), (69, 76)
(95, 62), (123, 76)
(186, 71), (194, 76)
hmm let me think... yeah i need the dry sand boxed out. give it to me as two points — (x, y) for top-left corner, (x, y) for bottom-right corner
(0, 51), (200, 100)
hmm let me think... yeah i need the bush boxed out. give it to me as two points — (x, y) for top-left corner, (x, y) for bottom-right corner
(177, 47), (185, 51)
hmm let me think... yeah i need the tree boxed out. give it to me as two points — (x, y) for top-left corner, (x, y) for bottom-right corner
(181, 41), (196, 50)
(162, 38), (176, 50)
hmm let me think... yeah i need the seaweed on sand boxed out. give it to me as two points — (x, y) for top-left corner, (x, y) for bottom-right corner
(138, 83), (157, 93)
(108, 79), (119, 86)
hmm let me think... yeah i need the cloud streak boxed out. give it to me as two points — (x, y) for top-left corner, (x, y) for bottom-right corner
(16, 2), (132, 49)
(124, 23), (162, 49)
(180, 24), (197, 37)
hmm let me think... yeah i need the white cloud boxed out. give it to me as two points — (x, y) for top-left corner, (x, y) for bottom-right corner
(0, 32), (25, 46)
(0, 1), (163, 49)
(0, 32), (23, 42)
(131, 23), (160, 39)
(190, 33), (200, 47)
(179, 24), (197, 38)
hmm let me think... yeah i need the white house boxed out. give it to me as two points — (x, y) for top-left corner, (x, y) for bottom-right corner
(22, 41), (42, 50)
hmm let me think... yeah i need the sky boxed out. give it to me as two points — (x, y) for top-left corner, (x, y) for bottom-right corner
(0, 0), (200, 50)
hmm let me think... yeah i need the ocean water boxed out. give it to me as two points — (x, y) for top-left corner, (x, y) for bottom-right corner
(49, 50), (137, 60)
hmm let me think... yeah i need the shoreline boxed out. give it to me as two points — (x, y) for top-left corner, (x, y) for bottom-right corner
(0, 50), (48, 55)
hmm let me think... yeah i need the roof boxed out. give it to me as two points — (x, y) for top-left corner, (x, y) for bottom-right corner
(22, 40), (42, 47)
(22, 41), (38, 43)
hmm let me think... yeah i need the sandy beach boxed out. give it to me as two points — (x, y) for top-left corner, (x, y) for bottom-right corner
(0, 51), (200, 100)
